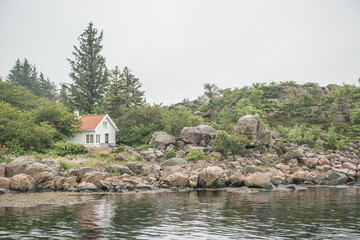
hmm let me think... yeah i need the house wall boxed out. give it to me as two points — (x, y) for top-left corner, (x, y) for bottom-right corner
(66, 115), (117, 147)
(66, 131), (95, 146)
(94, 116), (117, 147)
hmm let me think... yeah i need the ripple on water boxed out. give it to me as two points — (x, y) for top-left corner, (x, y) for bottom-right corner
(1, 187), (360, 239)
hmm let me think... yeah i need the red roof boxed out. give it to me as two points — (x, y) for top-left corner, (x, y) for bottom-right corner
(80, 114), (106, 130)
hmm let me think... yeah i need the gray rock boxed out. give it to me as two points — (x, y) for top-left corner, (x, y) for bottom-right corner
(244, 172), (272, 188)
(245, 165), (258, 174)
(198, 166), (224, 188)
(234, 114), (272, 147)
(105, 164), (130, 175)
(284, 148), (300, 161)
(10, 174), (35, 191)
(150, 132), (176, 150)
(69, 167), (95, 181)
(163, 158), (188, 166)
(126, 161), (143, 174)
(326, 172), (347, 185)
(5, 156), (35, 177)
(180, 125), (217, 145)
(0, 177), (11, 189)
(164, 172), (189, 187)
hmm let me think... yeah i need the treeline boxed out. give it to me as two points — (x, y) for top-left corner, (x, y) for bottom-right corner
(8, 59), (57, 100)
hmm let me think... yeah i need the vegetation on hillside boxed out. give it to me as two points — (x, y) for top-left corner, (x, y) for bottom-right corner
(3, 21), (359, 154)
(0, 80), (80, 154)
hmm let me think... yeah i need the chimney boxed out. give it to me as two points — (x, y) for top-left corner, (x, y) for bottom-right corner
(74, 110), (80, 116)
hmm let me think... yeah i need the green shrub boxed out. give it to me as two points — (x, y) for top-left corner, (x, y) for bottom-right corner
(164, 150), (177, 160)
(213, 130), (249, 159)
(186, 150), (206, 162)
(59, 160), (70, 170)
(54, 142), (88, 156)
(111, 145), (125, 153)
(326, 126), (345, 150)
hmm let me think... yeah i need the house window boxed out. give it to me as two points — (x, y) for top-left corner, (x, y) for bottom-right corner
(86, 134), (94, 144)
(103, 121), (107, 127)
(96, 134), (100, 143)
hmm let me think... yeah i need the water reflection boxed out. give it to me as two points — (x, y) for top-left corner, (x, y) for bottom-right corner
(1, 187), (360, 239)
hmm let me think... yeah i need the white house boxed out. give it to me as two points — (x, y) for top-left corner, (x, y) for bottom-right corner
(66, 114), (118, 147)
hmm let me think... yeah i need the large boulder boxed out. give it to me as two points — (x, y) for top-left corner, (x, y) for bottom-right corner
(163, 158), (188, 166)
(234, 114), (272, 147)
(126, 161), (143, 174)
(0, 177), (11, 189)
(81, 172), (108, 188)
(34, 172), (56, 189)
(69, 167), (96, 181)
(23, 162), (58, 177)
(164, 172), (189, 187)
(198, 166), (224, 188)
(150, 132), (176, 150)
(105, 164), (130, 175)
(325, 172), (347, 185)
(10, 174), (35, 191)
(5, 156), (35, 177)
(180, 125), (217, 146)
(244, 172), (272, 188)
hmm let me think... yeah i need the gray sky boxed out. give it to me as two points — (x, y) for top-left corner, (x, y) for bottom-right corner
(1, 0), (360, 105)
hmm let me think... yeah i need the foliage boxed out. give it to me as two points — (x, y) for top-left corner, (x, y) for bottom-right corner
(213, 130), (249, 159)
(185, 149), (206, 162)
(116, 105), (167, 146)
(164, 150), (177, 160)
(66, 22), (109, 114)
(0, 102), (57, 153)
(326, 126), (345, 150)
(0, 81), (80, 153)
(7, 58), (57, 100)
(54, 142), (88, 156)
(165, 108), (203, 137)
(105, 66), (145, 117)
(276, 125), (322, 146)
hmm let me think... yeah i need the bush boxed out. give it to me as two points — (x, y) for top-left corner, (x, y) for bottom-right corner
(186, 150), (206, 162)
(164, 150), (177, 160)
(54, 142), (88, 156)
(213, 130), (249, 159)
(326, 126), (345, 150)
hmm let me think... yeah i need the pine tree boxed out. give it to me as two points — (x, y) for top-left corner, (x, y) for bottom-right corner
(38, 72), (57, 100)
(67, 22), (109, 114)
(8, 59), (57, 100)
(105, 66), (145, 117)
(59, 83), (71, 108)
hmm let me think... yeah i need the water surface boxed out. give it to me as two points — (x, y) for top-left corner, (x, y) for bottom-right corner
(1, 187), (360, 239)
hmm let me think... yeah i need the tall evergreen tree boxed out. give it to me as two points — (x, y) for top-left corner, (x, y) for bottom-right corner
(38, 72), (57, 100)
(7, 58), (57, 100)
(67, 22), (109, 114)
(105, 66), (145, 117)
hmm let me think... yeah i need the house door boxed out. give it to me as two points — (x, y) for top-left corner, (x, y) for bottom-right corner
(105, 134), (109, 144)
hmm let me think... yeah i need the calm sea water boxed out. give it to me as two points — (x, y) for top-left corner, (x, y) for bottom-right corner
(1, 187), (360, 239)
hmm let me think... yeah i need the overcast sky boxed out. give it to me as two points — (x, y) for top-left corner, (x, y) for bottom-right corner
(1, 0), (360, 105)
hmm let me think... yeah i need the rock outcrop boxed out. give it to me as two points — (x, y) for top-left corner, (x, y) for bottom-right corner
(234, 114), (273, 147)
(150, 132), (176, 150)
(180, 125), (217, 146)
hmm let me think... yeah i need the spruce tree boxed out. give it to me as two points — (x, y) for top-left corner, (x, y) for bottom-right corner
(67, 22), (108, 114)
(105, 66), (145, 117)
(8, 58), (56, 99)
(38, 72), (57, 100)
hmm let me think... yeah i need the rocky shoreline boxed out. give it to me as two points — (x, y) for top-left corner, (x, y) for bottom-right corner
(1, 114), (359, 195)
